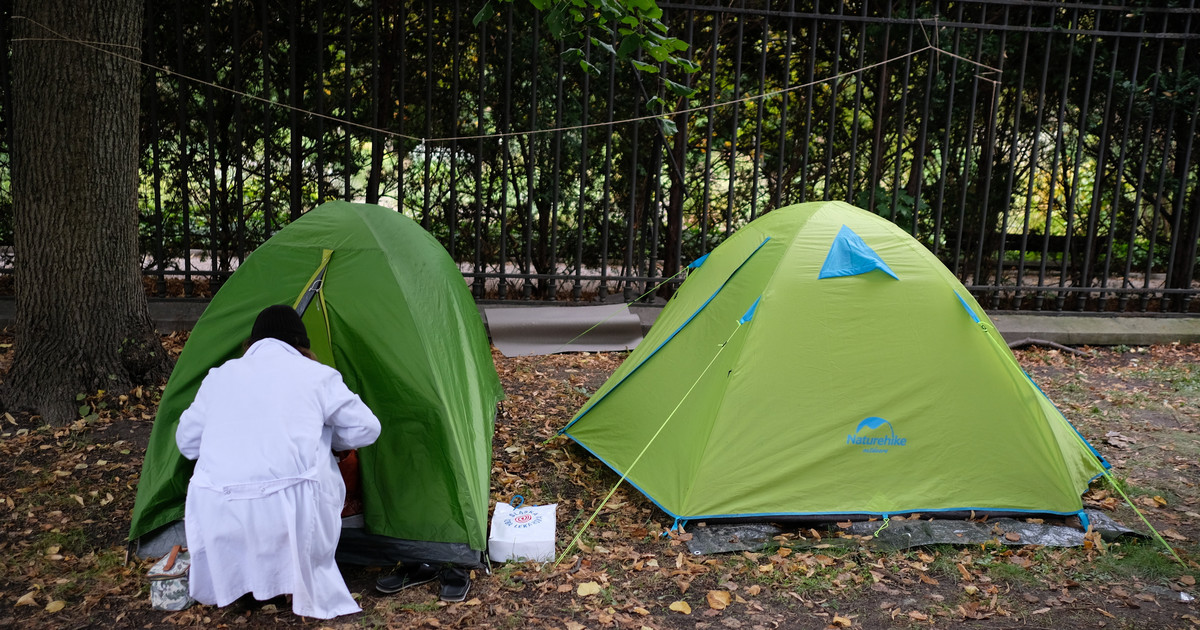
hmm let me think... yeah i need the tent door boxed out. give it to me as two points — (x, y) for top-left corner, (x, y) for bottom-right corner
(293, 249), (336, 368)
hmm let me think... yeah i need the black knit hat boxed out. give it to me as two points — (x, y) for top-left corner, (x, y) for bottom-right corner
(249, 305), (310, 349)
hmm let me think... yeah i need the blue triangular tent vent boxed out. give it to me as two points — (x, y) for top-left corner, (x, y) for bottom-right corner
(818, 225), (899, 280)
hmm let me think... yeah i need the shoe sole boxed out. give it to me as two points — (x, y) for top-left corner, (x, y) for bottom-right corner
(439, 580), (471, 603)
(375, 574), (437, 594)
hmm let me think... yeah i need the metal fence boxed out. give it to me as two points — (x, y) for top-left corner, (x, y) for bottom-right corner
(1, 0), (1198, 311)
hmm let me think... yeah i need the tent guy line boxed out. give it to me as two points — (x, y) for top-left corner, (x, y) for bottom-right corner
(12, 15), (1000, 146)
(554, 316), (750, 568)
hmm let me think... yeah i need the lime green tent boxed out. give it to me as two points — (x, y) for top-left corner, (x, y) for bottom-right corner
(562, 201), (1107, 527)
(130, 201), (503, 566)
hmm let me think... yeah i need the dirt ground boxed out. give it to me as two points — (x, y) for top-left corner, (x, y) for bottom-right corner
(0, 336), (1198, 629)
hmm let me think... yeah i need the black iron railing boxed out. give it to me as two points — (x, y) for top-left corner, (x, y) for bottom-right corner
(0, 0), (1197, 312)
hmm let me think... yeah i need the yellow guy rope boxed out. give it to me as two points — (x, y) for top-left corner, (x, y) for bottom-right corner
(553, 320), (746, 568)
(530, 266), (689, 368)
(979, 321), (1186, 566)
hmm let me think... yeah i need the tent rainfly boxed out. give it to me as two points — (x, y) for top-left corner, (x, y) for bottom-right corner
(561, 201), (1108, 529)
(129, 201), (503, 567)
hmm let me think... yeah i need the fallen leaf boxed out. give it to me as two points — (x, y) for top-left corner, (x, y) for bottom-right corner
(463, 597), (481, 606)
(957, 563), (973, 581)
(1032, 607), (1051, 615)
(669, 600), (692, 614)
(706, 590), (731, 610)
(45, 600), (65, 613)
(831, 614), (852, 627)
(1163, 529), (1189, 541)
(908, 610), (928, 621)
(746, 584), (761, 596)
(632, 607), (650, 615)
(576, 581), (602, 597)
(1105, 432), (1134, 448)
(15, 592), (37, 607)
(1004, 532), (1021, 542)
(564, 622), (585, 630)
(1181, 575), (1196, 586)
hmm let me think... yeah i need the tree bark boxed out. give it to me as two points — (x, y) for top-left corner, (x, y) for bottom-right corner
(4, 0), (170, 425)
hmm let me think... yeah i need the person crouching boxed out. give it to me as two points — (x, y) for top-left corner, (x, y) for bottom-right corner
(175, 304), (381, 619)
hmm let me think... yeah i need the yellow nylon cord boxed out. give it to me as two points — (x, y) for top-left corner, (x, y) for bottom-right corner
(978, 320), (1185, 565)
(553, 322), (746, 568)
(533, 267), (690, 366)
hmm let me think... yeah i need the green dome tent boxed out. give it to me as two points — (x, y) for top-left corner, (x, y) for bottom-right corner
(130, 201), (503, 566)
(562, 201), (1107, 527)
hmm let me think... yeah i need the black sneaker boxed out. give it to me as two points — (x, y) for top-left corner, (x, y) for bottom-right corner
(375, 563), (439, 594)
(438, 566), (471, 602)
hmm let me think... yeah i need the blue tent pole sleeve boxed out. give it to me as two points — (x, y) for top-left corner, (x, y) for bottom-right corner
(1078, 511), (1090, 532)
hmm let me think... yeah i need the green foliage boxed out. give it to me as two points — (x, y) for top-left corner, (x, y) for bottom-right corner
(476, 0), (693, 77)
(108, 1), (1199, 302)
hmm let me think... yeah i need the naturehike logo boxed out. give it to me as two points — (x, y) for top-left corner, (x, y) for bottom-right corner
(846, 416), (907, 453)
(503, 509), (543, 529)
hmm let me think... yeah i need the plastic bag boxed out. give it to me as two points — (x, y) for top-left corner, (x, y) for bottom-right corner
(488, 496), (557, 563)
(148, 545), (194, 611)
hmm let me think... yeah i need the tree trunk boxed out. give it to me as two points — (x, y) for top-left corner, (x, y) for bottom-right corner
(3, 0), (170, 426)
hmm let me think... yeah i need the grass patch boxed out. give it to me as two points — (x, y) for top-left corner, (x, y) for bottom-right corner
(1082, 540), (1187, 583)
(985, 561), (1041, 586)
(1139, 364), (1200, 395)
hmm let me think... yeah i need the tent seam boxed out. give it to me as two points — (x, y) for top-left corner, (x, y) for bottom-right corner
(679, 207), (820, 513)
(560, 235), (773, 434)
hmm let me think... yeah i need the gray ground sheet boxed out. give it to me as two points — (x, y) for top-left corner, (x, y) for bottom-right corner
(684, 510), (1144, 555)
(485, 305), (643, 357)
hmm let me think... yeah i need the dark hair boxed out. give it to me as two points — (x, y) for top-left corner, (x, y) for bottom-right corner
(248, 305), (310, 349)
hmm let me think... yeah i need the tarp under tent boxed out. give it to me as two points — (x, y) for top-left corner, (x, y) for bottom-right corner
(561, 200), (1109, 528)
(129, 201), (504, 567)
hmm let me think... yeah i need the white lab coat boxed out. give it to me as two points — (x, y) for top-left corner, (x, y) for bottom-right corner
(176, 338), (381, 619)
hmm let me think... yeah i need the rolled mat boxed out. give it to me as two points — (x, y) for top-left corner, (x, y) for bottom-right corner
(485, 305), (644, 357)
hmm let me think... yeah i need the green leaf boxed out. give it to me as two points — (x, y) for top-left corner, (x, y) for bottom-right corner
(659, 117), (677, 136)
(646, 45), (672, 62)
(78, 405), (91, 417)
(630, 59), (659, 74)
(663, 78), (695, 97)
(591, 37), (616, 57)
(471, 1), (497, 27)
(75, 393), (86, 401)
(616, 36), (641, 58)
(646, 95), (666, 110)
